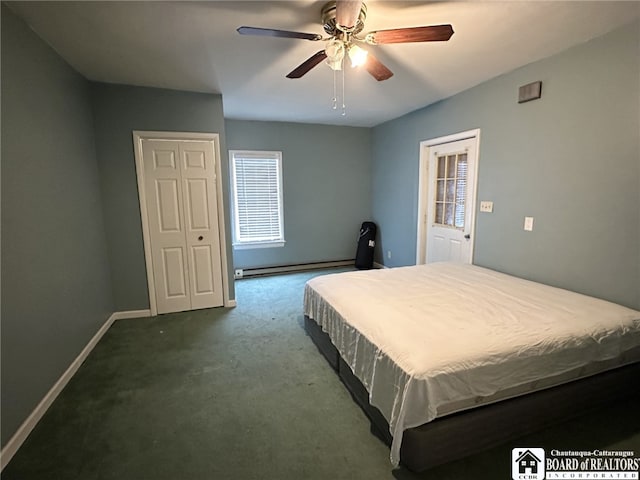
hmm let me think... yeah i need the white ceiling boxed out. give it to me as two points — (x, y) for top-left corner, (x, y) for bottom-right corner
(7, 1), (639, 127)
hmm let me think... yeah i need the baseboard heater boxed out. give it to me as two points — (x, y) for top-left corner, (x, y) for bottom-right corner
(236, 260), (354, 279)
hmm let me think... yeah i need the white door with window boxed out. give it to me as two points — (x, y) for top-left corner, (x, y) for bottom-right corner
(139, 137), (224, 314)
(417, 130), (479, 264)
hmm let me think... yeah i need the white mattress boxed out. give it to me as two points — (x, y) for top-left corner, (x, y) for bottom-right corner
(303, 262), (640, 466)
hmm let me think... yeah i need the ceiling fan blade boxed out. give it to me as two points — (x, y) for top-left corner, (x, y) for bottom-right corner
(364, 53), (393, 81)
(237, 26), (322, 41)
(336, 0), (363, 29)
(365, 25), (454, 45)
(286, 50), (328, 79)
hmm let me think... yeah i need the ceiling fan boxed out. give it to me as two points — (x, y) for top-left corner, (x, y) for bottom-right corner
(237, 0), (454, 82)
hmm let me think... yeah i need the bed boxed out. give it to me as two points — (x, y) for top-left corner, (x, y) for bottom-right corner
(302, 262), (640, 471)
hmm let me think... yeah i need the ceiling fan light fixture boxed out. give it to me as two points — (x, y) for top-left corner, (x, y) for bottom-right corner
(326, 58), (343, 71)
(325, 39), (345, 70)
(348, 43), (368, 67)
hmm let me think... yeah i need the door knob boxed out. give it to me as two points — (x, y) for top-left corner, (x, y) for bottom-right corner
(464, 234), (471, 239)
(198, 236), (204, 241)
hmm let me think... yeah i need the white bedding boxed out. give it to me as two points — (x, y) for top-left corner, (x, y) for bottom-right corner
(303, 262), (640, 466)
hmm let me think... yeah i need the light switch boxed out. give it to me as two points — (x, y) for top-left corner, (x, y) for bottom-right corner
(524, 216), (534, 231)
(480, 201), (494, 213)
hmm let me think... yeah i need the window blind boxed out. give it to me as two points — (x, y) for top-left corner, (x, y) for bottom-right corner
(230, 151), (284, 246)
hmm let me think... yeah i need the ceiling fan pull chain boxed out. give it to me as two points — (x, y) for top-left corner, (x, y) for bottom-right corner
(332, 67), (338, 110)
(341, 59), (347, 116)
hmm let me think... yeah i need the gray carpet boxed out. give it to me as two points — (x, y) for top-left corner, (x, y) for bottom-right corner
(3, 268), (639, 479)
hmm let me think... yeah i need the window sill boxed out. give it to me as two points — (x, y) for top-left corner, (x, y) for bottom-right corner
(233, 241), (286, 250)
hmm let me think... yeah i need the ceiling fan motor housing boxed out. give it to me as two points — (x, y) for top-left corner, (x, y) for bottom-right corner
(321, 1), (367, 35)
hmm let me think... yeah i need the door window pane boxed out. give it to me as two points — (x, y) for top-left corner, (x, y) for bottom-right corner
(436, 180), (445, 201)
(446, 180), (455, 203)
(435, 203), (444, 224)
(437, 156), (446, 178)
(446, 155), (456, 178)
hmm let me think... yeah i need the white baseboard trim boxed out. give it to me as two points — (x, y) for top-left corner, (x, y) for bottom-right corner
(111, 309), (151, 320)
(0, 312), (117, 470)
(226, 299), (237, 308)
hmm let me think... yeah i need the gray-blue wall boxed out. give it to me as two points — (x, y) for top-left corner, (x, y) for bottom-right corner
(1, 5), (114, 446)
(371, 21), (640, 309)
(90, 83), (234, 311)
(225, 120), (371, 269)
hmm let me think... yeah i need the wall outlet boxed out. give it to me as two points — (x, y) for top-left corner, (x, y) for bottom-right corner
(480, 201), (494, 213)
(234, 269), (243, 279)
(524, 216), (534, 231)
(387, 250), (392, 259)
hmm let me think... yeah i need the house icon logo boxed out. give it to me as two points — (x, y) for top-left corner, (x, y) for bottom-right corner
(512, 448), (545, 480)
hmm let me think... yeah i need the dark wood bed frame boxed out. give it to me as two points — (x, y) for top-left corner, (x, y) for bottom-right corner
(304, 315), (640, 472)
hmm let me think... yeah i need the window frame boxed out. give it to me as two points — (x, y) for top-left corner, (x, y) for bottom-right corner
(229, 150), (285, 250)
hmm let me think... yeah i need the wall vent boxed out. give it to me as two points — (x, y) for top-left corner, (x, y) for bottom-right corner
(518, 81), (542, 103)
